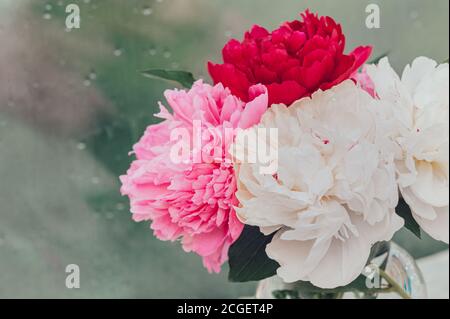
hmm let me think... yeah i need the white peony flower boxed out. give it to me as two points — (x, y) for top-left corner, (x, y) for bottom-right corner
(232, 81), (403, 289)
(366, 57), (449, 244)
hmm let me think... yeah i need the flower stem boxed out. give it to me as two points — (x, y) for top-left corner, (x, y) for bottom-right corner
(378, 268), (412, 299)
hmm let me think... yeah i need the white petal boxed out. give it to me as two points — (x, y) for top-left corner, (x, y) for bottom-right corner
(402, 57), (437, 93)
(401, 187), (437, 220)
(410, 161), (449, 208)
(415, 206), (449, 244)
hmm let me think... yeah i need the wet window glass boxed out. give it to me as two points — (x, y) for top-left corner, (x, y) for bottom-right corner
(0, 0), (448, 298)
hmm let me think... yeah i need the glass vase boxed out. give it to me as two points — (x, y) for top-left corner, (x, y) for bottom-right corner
(255, 242), (427, 299)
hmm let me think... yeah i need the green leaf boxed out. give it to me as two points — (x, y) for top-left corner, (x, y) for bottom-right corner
(368, 241), (390, 270)
(228, 225), (279, 282)
(396, 198), (422, 239)
(368, 51), (390, 64)
(141, 69), (196, 88)
(368, 241), (390, 260)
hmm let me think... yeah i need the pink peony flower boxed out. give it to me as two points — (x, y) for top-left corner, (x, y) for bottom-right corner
(120, 80), (269, 272)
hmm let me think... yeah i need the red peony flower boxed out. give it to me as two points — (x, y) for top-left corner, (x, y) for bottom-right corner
(208, 10), (372, 106)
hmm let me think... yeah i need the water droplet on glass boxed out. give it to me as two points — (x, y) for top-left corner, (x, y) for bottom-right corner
(163, 50), (171, 59)
(409, 11), (419, 20)
(45, 3), (53, 11)
(148, 48), (157, 56)
(106, 212), (114, 220)
(113, 48), (123, 57)
(88, 70), (97, 80)
(83, 79), (91, 87)
(77, 142), (86, 150)
(116, 203), (125, 211)
(43, 13), (52, 20)
(142, 6), (153, 16)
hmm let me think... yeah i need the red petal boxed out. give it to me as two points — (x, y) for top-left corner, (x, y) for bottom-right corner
(321, 46), (372, 90)
(350, 45), (373, 70)
(298, 61), (327, 90)
(222, 39), (243, 64)
(267, 80), (307, 105)
(254, 65), (278, 84)
(287, 31), (307, 53)
(272, 26), (291, 44)
(207, 62), (251, 101)
(248, 25), (270, 40)
(281, 66), (302, 82)
(303, 49), (329, 67)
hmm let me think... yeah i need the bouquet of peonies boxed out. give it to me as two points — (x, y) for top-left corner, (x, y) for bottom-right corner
(120, 10), (449, 298)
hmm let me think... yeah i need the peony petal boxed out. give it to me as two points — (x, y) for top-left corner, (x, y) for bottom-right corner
(208, 62), (250, 101)
(401, 187), (437, 220)
(266, 81), (307, 105)
(238, 84), (269, 129)
(410, 161), (449, 208)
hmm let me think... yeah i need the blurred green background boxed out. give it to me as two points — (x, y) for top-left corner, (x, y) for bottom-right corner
(0, 0), (448, 298)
